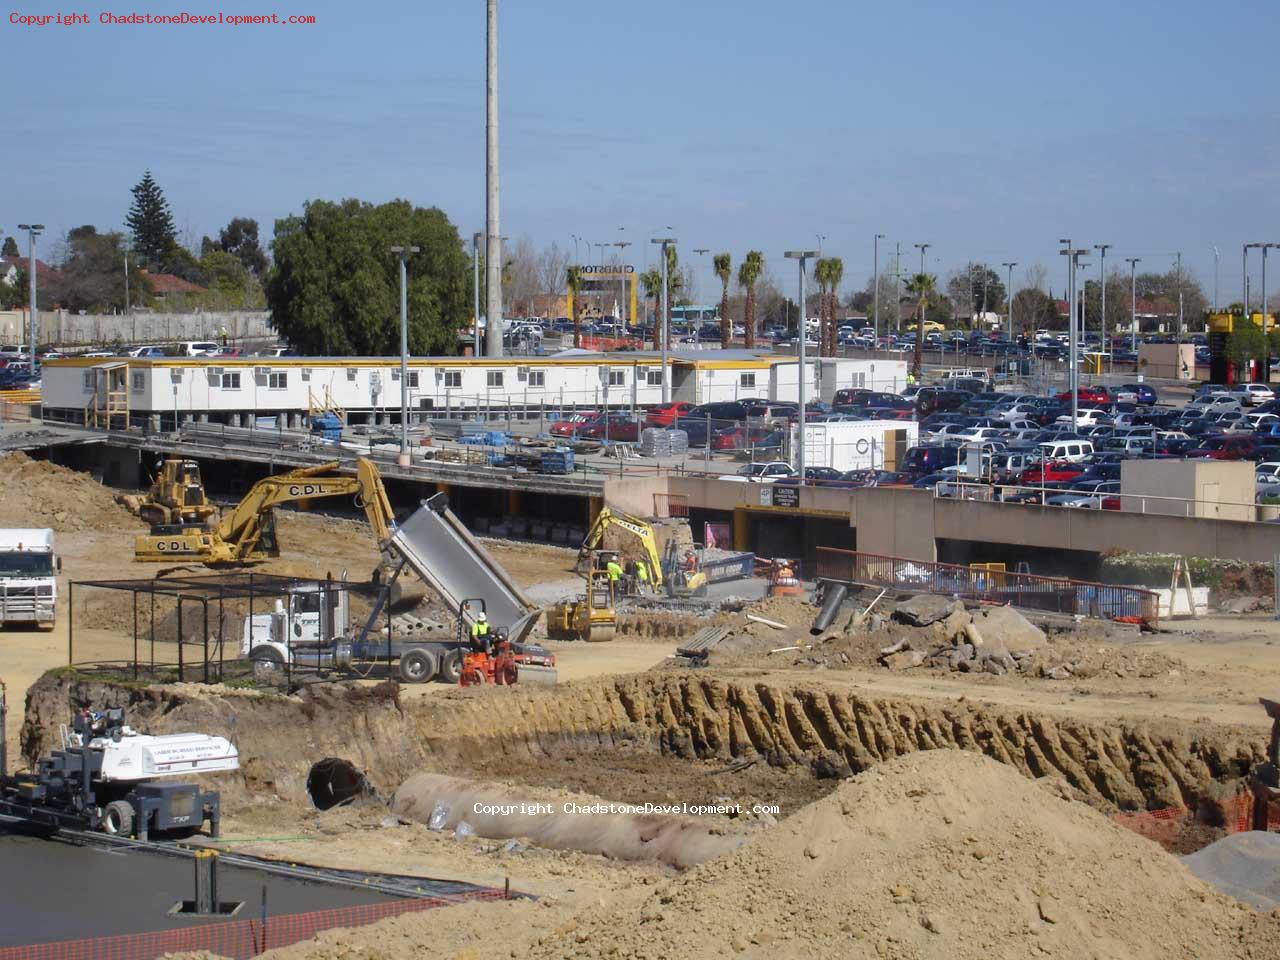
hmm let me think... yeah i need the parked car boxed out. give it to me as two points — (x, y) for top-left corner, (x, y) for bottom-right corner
(1226, 383), (1276, 407)
(550, 412), (600, 438)
(1185, 436), (1258, 460)
(721, 461), (797, 483)
(1121, 383), (1158, 404)
(1019, 460), (1088, 485)
(1056, 386), (1110, 404)
(578, 415), (641, 441)
(644, 401), (694, 427)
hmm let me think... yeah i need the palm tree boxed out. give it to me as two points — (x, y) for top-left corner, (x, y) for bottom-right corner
(813, 259), (831, 357)
(905, 272), (937, 380)
(738, 251), (764, 348)
(640, 268), (662, 349)
(566, 265), (583, 348)
(714, 253), (733, 348)
(826, 257), (844, 356)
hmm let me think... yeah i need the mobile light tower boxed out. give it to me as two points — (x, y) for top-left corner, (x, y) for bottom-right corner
(17, 223), (43, 372)
(390, 245), (420, 466)
(484, 0), (503, 358)
(1125, 257), (1141, 353)
(651, 237), (677, 402)
(785, 250), (820, 485)
(1001, 262), (1018, 342)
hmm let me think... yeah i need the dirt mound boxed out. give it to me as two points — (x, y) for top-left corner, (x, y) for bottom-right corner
(0, 452), (142, 533)
(515, 751), (1257, 959)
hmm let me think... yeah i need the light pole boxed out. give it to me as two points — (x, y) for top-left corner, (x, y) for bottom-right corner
(651, 237), (677, 402)
(914, 242), (930, 275)
(614, 241), (632, 324)
(1060, 240), (1089, 427)
(472, 232), (482, 355)
(390, 245), (420, 466)
(1212, 245), (1220, 312)
(17, 224), (43, 372)
(894, 242), (902, 333)
(1001, 262), (1017, 342)
(1125, 258), (1141, 353)
(484, 0), (503, 357)
(1262, 245), (1279, 378)
(1094, 244), (1110, 357)
(1175, 251), (1184, 340)
(1244, 243), (1253, 318)
(873, 234), (885, 340)
(785, 250), (820, 485)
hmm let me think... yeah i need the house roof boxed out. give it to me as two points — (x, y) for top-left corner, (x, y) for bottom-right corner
(1, 255), (59, 285)
(139, 270), (205, 295)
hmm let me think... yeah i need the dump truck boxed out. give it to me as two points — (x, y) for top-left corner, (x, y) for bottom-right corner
(0, 528), (60, 629)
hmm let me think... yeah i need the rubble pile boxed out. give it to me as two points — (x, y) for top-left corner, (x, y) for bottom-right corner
(876, 595), (1047, 676)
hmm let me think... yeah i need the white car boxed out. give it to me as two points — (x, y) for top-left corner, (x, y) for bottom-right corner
(1055, 408), (1108, 427)
(1185, 395), (1242, 415)
(1047, 481), (1120, 509)
(721, 461), (796, 483)
(955, 427), (1004, 443)
(1245, 412), (1279, 431)
(1227, 383), (1275, 406)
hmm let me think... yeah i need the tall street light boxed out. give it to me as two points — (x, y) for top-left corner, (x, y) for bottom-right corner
(614, 241), (632, 324)
(873, 234), (885, 340)
(472, 232), (482, 356)
(17, 223), (43, 372)
(913, 242), (930, 275)
(785, 250), (820, 486)
(1212, 245), (1220, 312)
(1001, 262), (1017, 342)
(1174, 251), (1184, 339)
(1243, 243), (1253, 318)
(651, 237), (677, 402)
(390, 245), (420, 466)
(1094, 244), (1110, 360)
(1125, 258), (1141, 353)
(484, 0), (503, 357)
(894, 242), (903, 333)
(1060, 240), (1089, 427)
(1261, 245), (1279, 372)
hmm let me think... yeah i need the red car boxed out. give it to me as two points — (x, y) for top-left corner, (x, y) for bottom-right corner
(578, 415), (640, 441)
(1185, 436), (1257, 460)
(644, 401), (693, 427)
(1055, 387), (1110, 404)
(1018, 460), (1086, 485)
(550, 412), (600, 438)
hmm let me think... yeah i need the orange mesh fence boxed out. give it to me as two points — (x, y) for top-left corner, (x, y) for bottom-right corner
(1112, 791), (1280, 851)
(0, 887), (509, 960)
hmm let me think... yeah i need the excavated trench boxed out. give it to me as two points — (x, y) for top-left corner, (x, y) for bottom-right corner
(23, 672), (1266, 822)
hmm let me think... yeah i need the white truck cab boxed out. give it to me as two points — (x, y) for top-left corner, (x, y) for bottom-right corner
(241, 583), (349, 668)
(0, 528), (60, 628)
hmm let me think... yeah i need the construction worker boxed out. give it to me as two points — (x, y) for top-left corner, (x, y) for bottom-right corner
(605, 556), (624, 589)
(470, 611), (491, 653)
(635, 559), (650, 595)
(906, 371), (917, 388)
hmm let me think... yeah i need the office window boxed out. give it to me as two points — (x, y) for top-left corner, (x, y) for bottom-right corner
(486, 370), (503, 388)
(646, 368), (663, 386)
(443, 370), (462, 388)
(301, 368), (311, 381)
(346, 367), (358, 381)
(268, 372), (288, 390)
(740, 373), (756, 388)
(221, 372), (241, 389)
(527, 370), (545, 388)
(608, 370), (625, 387)
(131, 372), (145, 391)
(408, 371), (419, 389)
(83, 371), (95, 390)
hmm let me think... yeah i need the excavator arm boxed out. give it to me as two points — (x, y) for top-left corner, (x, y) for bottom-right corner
(577, 507), (665, 588)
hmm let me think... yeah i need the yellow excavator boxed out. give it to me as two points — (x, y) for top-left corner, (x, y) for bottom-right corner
(133, 458), (395, 566)
(576, 507), (707, 597)
(118, 458), (217, 527)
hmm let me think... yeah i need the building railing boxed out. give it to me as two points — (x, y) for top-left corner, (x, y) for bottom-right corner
(930, 481), (1267, 520)
(815, 547), (1160, 624)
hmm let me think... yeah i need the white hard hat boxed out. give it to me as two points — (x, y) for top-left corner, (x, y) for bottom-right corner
(477, 611), (487, 622)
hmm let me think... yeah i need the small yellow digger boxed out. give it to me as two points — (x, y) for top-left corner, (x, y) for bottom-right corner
(546, 563), (618, 643)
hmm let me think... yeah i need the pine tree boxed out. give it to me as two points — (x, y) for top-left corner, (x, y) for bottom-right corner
(125, 170), (176, 266)
(1, 236), (18, 258)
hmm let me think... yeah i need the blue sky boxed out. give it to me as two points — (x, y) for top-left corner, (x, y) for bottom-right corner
(6, 0), (1279, 303)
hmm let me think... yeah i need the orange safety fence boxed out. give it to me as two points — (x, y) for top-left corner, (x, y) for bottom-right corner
(0, 887), (510, 960)
(1112, 790), (1280, 852)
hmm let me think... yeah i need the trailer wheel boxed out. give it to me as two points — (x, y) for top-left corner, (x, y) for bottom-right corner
(437, 649), (463, 684)
(102, 800), (135, 837)
(398, 648), (437, 684)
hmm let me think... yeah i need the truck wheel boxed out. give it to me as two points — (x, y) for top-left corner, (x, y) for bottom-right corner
(102, 800), (135, 837)
(398, 648), (437, 684)
(249, 646), (284, 680)
(437, 649), (463, 684)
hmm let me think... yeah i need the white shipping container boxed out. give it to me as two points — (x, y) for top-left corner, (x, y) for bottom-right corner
(793, 420), (919, 472)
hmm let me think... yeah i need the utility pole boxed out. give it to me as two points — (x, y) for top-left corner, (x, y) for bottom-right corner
(651, 237), (677, 402)
(1212, 245), (1220, 312)
(390, 246), (419, 466)
(484, 0), (503, 357)
(1094, 244), (1110, 358)
(1001, 262), (1017, 342)
(894, 242), (902, 334)
(785, 250), (820, 486)
(1126, 258), (1141, 353)
(1244, 243), (1251, 318)
(17, 224), (43, 372)
(873, 234), (884, 341)
(472, 232), (482, 355)
(614, 241), (632, 325)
